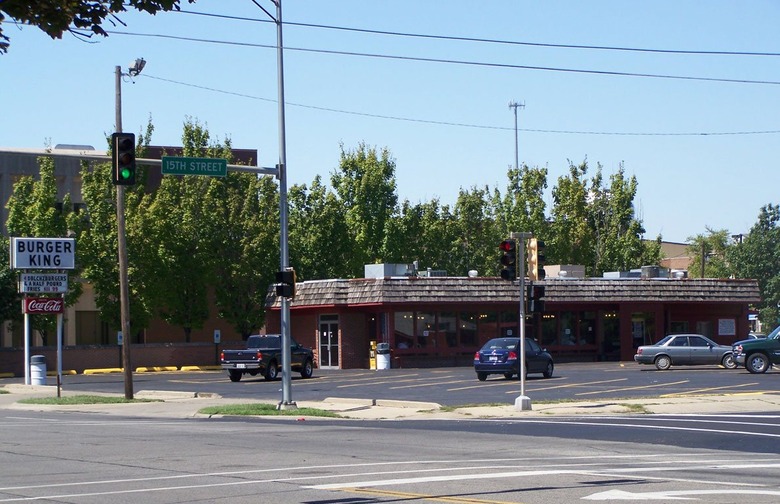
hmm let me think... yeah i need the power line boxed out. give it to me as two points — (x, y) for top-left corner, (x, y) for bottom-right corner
(142, 74), (780, 137)
(177, 9), (780, 58)
(110, 31), (780, 86)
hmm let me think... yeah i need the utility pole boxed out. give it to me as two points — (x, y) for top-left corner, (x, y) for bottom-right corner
(508, 101), (525, 170)
(115, 65), (133, 399)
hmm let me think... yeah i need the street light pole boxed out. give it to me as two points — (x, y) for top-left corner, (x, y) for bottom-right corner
(115, 65), (133, 399)
(511, 231), (532, 410)
(271, 0), (294, 408)
(508, 101), (524, 171)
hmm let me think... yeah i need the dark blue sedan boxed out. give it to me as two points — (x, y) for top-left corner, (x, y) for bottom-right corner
(474, 337), (554, 381)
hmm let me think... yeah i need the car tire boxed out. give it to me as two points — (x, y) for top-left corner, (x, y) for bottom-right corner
(264, 361), (279, 380)
(300, 358), (314, 379)
(722, 354), (737, 369)
(745, 353), (770, 374)
(503, 372), (514, 380)
(228, 370), (242, 382)
(543, 360), (554, 378)
(654, 355), (672, 370)
(477, 372), (487, 381)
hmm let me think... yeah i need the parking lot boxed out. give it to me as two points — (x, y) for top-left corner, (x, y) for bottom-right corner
(29, 361), (777, 406)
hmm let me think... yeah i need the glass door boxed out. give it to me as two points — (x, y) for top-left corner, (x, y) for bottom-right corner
(319, 314), (340, 369)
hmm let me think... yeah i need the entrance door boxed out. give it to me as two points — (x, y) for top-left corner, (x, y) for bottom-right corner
(319, 315), (340, 369)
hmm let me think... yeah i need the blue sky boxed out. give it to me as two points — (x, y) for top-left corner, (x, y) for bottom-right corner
(1, 0), (779, 243)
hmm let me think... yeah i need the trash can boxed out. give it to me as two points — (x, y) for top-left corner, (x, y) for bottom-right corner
(376, 343), (391, 370)
(30, 355), (47, 386)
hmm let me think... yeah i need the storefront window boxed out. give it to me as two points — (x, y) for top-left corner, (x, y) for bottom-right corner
(500, 310), (519, 337)
(459, 312), (477, 346)
(632, 312), (655, 347)
(560, 311), (576, 345)
(416, 311), (436, 349)
(440, 311), (458, 347)
(394, 311), (414, 349)
(601, 311), (619, 358)
(579, 311), (596, 345)
(541, 313), (557, 346)
(477, 312), (498, 346)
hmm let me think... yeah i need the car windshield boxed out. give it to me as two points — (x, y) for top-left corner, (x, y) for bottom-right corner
(767, 325), (780, 340)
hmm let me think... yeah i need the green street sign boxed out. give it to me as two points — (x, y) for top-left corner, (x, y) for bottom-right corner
(161, 156), (227, 177)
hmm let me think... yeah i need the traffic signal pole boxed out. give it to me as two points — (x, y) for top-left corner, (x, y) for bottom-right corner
(510, 232), (532, 410)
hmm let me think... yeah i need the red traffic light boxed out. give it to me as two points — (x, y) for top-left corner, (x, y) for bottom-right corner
(499, 239), (516, 252)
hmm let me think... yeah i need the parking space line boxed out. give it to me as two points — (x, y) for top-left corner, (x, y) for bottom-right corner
(526, 378), (627, 392)
(574, 379), (689, 396)
(660, 382), (760, 397)
(342, 487), (523, 504)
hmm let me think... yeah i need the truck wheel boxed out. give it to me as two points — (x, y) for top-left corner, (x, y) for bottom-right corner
(264, 361), (279, 380)
(228, 370), (242, 382)
(746, 353), (770, 374)
(300, 359), (314, 379)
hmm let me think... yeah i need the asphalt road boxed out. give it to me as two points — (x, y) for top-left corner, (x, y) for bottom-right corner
(34, 361), (779, 406)
(1, 409), (778, 503)
(3, 363), (780, 503)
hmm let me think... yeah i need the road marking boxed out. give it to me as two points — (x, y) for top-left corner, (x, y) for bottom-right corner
(584, 488), (780, 500)
(507, 378), (627, 393)
(575, 380), (689, 396)
(391, 379), (471, 390)
(345, 487), (524, 504)
(660, 383), (760, 397)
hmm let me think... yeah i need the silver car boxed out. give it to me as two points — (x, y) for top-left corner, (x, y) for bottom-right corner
(634, 334), (737, 370)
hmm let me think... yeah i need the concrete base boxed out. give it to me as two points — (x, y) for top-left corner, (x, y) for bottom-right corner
(277, 401), (298, 411)
(514, 395), (532, 411)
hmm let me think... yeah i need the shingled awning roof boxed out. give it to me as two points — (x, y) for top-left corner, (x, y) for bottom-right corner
(267, 277), (762, 308)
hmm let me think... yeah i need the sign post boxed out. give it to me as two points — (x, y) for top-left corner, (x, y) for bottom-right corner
(10, 237), (75, 388)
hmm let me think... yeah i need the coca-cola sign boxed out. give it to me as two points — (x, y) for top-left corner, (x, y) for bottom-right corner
(23, 297), (64, 314)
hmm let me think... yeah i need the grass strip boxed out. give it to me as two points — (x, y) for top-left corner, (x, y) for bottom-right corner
(198, 403), (341, 418)
(19, 395), (158, 405)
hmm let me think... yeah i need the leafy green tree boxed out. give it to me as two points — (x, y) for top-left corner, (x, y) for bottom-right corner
(590, 164), (659, 275)
(142, 119), (230, 342)
(549, 160), (594, 270)
(730, 204), (780, 327)
(5, 156), (83, 345)
(494, 164), (549, 240)
(208, 173), (279, 339)
(686, 228), (732, 279)
(288, 176), (352, 280)
(1, 0), (196, 54)
(0, 237), (23, 330)
(450, 186), (498, 277)
(383, 198), (456, 272)
(331, 142), (398, 277)
(77, 123), (155, 339)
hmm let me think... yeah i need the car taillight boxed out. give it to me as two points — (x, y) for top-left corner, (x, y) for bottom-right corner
(508, 351), (517, 360)
(220, 351), (225, 361)
(257, 352), (263, 360)
(474, 352), (480, 360)
(637, 348), (643, 355)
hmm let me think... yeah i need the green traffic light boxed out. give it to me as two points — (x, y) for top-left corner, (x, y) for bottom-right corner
(120, 168), (131, 180)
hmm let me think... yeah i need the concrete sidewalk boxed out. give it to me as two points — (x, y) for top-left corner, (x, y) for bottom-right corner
(2, 383), (780, 420)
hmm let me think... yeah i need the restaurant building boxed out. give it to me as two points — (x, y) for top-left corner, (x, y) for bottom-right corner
(264, 265), (761, 370)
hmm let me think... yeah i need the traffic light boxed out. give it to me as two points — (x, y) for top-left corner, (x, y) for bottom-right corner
(111, 132), (136, 185)
(527, 284), (546, 313)
(527, 238), (546, 281)
(275, 269), (296, 298)
(499, 239), (517, 280)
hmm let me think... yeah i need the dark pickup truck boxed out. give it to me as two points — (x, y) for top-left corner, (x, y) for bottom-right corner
(220, 334), (314, 382)
(732, 325), (780, 373)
